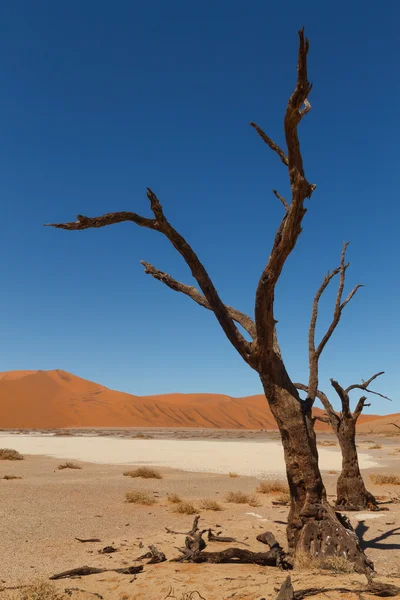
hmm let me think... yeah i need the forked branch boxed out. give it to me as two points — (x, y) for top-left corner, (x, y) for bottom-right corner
(307, 241), (363, 403)
(45, 188), (254, 367)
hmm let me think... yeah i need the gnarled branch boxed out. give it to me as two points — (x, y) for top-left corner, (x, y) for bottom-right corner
(46, 188), (254, 367)
(250, 123), (289, 166)
(353, 396), (371, 421)
(346, 372), (391, 401)
(295, 383), (340, 430)
(254, 28), (316, 364)
(141, 261), (257, 340)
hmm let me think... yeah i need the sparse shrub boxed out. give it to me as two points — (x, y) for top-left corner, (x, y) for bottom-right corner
(318, 440), (337, 447)
(225, 491), (260, 506)
(54, 431), (73, 436)
(2, 578), (61, 600)
(276, 492), (290, 504)
(257, 480), (289, 494)
(123, 467), (162, 479)
(199, 499), (223, 511)
(133, 433), (154, 439)
(57, 461), (82, 470)
(125, 490), (156, 505)
(369, 444), (382, 450)
(167, 493), (182, 504)
(3, 475), (22, 480)
(229, 472), (239, 478)
(0, 448), (24, 460)
(370, 474), (400, 485)
(173, 501), (197, 515)
(327, 470), (338, 475)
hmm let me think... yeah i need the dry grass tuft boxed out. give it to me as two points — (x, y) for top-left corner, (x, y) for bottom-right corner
(125, 490), (156, 505)
(133, 433), (154, 439)
(369, 444), (383, 449)
(228, 472), (239, 478)
(123, 467), (162, 479)
(276, 492), (291, 504)
(0, 448), (24, 460)
(295, 553), (354, 573)
(57, 461), (82, 470)
(257, 480), (289, 494)
(225, 491), (260, 506)
(318, 440), (337, 447)
(199, 498), (223, 511)
(167, 493), (182, 504)
(2, 579), (62, 600)
(370, 473), (400, 485)
(3, 475), (23, 480)
(173, 501), (197, 515)
(327, 470), (338, 475)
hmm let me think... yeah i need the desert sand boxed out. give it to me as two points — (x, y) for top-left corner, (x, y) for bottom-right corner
(1, 430), (400, 600)
(1, 369), (397, 431)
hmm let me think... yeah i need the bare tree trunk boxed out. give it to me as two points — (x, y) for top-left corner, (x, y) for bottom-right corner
(336, 417), (377, 511)
(260, 369), (371, 572)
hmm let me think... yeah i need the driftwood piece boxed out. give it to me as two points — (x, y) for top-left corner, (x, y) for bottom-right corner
(75, 538), (101, 543)
(166, 516), (200, 536)
(98, 546), (117, 554)
(171, 518), (288, 567)
(136, 545), (167, 564)
(49, 564), (143, 580)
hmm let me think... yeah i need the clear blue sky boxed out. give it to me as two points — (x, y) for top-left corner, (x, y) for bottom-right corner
(1, 1), (398, 415)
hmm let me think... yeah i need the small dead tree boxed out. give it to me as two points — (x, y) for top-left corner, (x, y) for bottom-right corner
(46, 30), (372, 572)
(298, 374), (389, 511)
(294, 244), (390, 510)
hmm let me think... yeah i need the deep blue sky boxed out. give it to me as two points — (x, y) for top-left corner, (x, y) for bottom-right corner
(1, 1), (398, 415)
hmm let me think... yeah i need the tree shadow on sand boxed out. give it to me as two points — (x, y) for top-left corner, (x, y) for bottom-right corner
(355, 520), (400, 551)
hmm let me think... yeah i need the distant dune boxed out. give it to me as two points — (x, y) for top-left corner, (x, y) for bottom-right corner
(0, 369), (393, 431)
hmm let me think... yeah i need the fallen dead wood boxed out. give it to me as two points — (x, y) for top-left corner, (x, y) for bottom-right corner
(136, 545), (167, 564)
(98, 546), (117, 554)
(49, 564), (143, 580)
(165, 515), (200, 536)
(170, 518), (288, 567)
(75, 538), (101, 543)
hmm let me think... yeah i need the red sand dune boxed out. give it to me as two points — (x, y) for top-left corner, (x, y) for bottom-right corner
(0, 369), (392, 431)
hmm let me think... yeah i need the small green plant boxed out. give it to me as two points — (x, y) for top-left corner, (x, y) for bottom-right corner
(123, 467), (162, 479)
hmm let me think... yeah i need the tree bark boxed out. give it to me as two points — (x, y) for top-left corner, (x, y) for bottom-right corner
(336, 417), (378, 511)
(259, 370), (372, 573)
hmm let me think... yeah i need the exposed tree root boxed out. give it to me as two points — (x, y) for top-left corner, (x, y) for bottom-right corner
(274, 576), (400, 600)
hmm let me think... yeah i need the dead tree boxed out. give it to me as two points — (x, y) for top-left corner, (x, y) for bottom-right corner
(297, 374), (389, 511)
(46, 30), (372, 572)
(294, 244), (390, 510)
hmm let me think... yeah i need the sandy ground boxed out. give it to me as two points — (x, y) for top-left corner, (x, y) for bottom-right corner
(1, 430), (400, 600)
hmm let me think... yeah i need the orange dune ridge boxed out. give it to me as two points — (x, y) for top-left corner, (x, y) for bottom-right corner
(0, 369), (394, 431)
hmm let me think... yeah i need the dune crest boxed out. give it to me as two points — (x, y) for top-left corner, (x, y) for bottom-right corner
(0, 369), (393, 431)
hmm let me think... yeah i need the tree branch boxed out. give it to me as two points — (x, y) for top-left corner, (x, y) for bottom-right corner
(249, 123), (288, 166)
(254, 28), (316, 364)
(353, 396), (371, 421)
(390, 422), (400, 431)
(330, 379), (351, 418)
(46, 188), (254, 367)
(345, 372), (390, 401)
(273, 189), (289, 211)
(295, 382), (340, 430)
(306, 241), (363, 404)
(140, 261), (257, 340)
